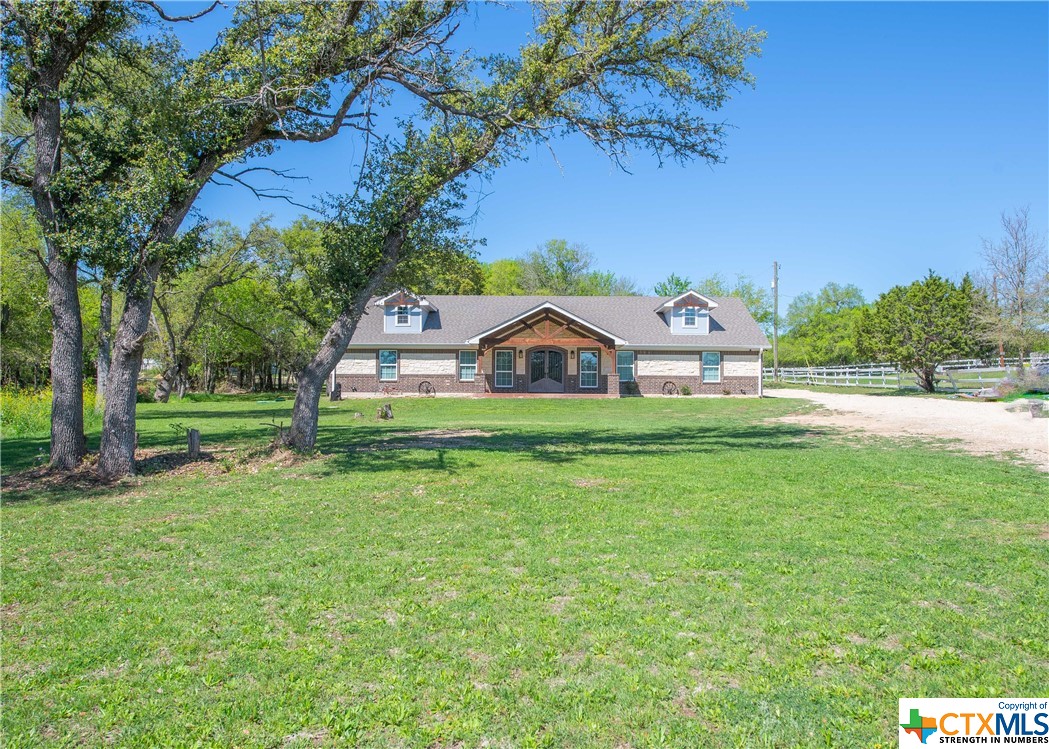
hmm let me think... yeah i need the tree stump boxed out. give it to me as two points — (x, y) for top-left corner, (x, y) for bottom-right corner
(188, 428), (201, 459)
(377, 403), (394, 420)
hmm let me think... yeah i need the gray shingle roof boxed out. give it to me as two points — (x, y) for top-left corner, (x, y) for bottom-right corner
(349, 295), (770, 349)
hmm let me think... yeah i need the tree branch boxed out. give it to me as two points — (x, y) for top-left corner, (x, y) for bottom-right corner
(211, 168), (313, 209)
(136, 1), (221, 23)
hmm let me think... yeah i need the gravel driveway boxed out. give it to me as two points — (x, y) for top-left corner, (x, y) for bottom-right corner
(766, 388), (1049, 471)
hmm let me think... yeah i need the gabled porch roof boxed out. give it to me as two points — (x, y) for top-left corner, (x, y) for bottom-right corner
(465, 301), (627, 346)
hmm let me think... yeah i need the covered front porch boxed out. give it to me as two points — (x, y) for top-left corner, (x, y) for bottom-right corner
(470, 303), (622, 395)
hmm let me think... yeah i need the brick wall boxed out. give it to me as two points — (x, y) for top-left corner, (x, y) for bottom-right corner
(335, 348), (486, 395)
(629, 375), (758, 396)
(334, 347), (759, 396)
(338, 373), (486, 396)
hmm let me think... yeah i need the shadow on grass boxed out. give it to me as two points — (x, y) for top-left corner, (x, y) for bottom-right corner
(134, 407), (296, 423)
(316, 423), (822, 476)
(2, 420), (824, 502)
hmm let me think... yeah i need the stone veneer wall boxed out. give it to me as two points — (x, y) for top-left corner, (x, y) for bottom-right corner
(334, 348), (760, 396)
(625, 350), (761, 396)
(335, 349), (485, 395)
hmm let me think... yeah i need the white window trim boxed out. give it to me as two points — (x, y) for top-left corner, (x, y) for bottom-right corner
(682, 306), (698, 328)
(494, 349), (515, 388)
(458, 350), (477, 382)
(616, 351), (635, 382)
(702, 352), (721, 384)
(394, 305), (410, 326)
(379, 350), (398, 381)
(579, 349), (600, 389)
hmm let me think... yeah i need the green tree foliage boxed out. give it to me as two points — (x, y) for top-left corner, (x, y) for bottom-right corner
(858, 272), (979, 392)
(488, 239), (638, 296)
(693, 273), (773, 334)
(778, 283), (866, 366)
(521, 240), (594, 294)
(483, 259), (527, 295)
(394, 245), (485, 295)
(191, 275), (317, 393)
(578, 270), (639, 296)
(0, 198), (50, 385)
(149, 221), (268, 400)
(653, 273), (693, 296)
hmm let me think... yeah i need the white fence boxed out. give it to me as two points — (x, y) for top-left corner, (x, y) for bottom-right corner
(764, 354), (1047, 391)
(764, 363), (903, 388)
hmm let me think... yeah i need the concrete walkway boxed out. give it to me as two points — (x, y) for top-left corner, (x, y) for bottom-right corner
(766, 388), (1049, 471)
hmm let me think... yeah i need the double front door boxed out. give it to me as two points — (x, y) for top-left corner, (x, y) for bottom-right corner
(529, 349), (564, 392)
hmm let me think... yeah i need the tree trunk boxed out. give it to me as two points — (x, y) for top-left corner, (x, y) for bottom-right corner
(282, 213), (422, 452)
(154, 367), (174, 403)
(95, 280), (112, 413)
(154, 356), (189, 403)
(284, 309), (361, 451)
(98, 263), (161, 478)
(30, 80), (86, 469)
(46, 256), (86, 469)
(94, 161), (210, 477)
(1017, 299), (1025, 373)
(915, 366), (937, 393)
(177, 367), (189, 399)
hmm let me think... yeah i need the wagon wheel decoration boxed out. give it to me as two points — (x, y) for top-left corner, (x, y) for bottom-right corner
(662, 381), (679, 396)
(418, 381), (436, 397)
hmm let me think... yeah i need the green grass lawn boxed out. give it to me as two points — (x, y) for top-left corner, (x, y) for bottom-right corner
(2, 397), (1046, 748)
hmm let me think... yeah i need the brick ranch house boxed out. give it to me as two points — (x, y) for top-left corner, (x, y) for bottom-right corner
(332, 290), (770, 397)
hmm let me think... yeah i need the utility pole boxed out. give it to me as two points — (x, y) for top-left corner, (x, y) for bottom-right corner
(772, 261), (780, 379)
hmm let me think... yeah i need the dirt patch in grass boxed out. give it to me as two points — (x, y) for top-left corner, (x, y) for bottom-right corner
(139, 445), (322, 478)
(355, 429), (495, 451)
(0, 455), (118, 496)
(549, 595), (574, 615)
(0, 445), (323, 498)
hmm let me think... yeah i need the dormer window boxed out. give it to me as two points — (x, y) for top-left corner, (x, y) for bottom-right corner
(395, 306), (410, 326)
(683, 307), (698, 327)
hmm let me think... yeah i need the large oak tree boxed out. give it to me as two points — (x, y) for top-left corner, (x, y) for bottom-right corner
(277, 1), (764, 451)
(5, 1), (763, 473)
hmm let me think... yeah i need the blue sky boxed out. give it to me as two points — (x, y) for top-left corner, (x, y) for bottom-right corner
(185, 2), (1049, 306)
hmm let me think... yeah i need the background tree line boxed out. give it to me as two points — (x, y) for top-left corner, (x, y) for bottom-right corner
(4, 202), (1045, 398)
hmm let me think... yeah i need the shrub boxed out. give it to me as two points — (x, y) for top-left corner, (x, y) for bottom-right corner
(620, 382), (641, 397)
(679, 385), (692, 396)
(0, 386), (101, 438)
